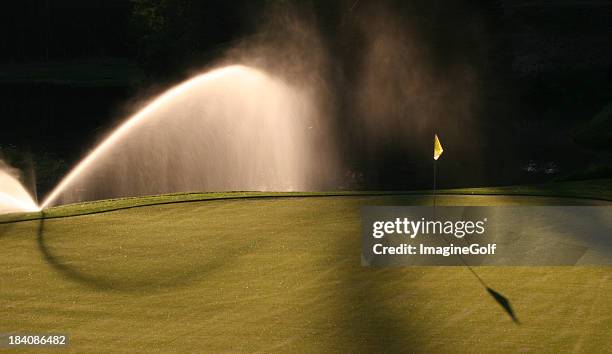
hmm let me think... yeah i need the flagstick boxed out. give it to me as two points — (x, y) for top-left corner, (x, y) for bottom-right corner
(430, 137), (517, 323)
(432, 159), (437, 213)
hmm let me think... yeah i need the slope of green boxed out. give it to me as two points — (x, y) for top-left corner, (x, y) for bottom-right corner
(439, 178), (612, 201)
(2, 178), (610, 223)
(0, 194), (610, 352)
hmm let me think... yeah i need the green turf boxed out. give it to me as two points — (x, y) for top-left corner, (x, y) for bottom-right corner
(440, 178), (612, 201)
(2, 178), (611, 224)
(0, 193), (610, 352)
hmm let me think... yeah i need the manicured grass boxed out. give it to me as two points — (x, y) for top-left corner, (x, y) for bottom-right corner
(439, 178), (612, 201)
(2, 178), (610, 223)
(0, 193), (610, 352)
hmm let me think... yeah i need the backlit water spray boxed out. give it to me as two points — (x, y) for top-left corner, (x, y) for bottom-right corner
(0, 162), (39, 213)
(36, 64), (332, 209)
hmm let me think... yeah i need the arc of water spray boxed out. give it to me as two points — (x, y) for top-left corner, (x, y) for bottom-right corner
(0, 191), (39, 212)
(40, 65), (248, 209)
(0, 166), (40, 212)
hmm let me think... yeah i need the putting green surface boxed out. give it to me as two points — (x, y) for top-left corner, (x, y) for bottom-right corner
(1, 194), (611, 352)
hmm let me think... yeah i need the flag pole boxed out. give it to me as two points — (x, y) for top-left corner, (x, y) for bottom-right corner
(433, 159), (437, 212)
(430, 133), (519, 323)
(432, 133), (442, 213)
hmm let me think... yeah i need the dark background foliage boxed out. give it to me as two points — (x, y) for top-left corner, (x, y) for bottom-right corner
(1, 0), (611, 196)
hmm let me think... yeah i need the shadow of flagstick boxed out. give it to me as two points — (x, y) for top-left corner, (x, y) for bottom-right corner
(433, 215), (521, 324)
(434, 212), (521, 325)
(431, 201), (520, 325)
(463, 264), (520, 324)
(486, 287), (520, 324)
(431, 134), (519, 325)
(433, 221), (521, 323)
(434, 223), (521, 323)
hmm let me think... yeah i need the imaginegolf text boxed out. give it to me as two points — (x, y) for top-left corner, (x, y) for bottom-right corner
(372, 243), (497, 256)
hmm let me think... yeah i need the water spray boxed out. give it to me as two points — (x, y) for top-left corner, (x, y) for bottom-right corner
(40, 65), (246, 209)
(0, 165), (40, 213)
(34, 64), (332, 209)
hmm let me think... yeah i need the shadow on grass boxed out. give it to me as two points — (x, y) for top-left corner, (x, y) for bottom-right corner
(323, 197), (432, 351)
(330, 195), (520, 351)
(36, 214), (264, 292)
(341, 268), (430, 351)
(462, 265), (521, 325)
(0, 222), (15, 239)
(459, 208), (521, 324)
(487, 287), (520, 324)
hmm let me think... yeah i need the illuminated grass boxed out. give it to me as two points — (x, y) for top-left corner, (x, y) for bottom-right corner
(0, 193), (610, 352)
(440, 178), (612, 201)
(1, 178), (610, 223)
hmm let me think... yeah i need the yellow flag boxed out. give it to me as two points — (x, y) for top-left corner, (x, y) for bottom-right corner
(434, 134), (443, 160)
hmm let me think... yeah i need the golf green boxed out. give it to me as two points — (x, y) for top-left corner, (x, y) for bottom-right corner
(0, 194), (610, 352)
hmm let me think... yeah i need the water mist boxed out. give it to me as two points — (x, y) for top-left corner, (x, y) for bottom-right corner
(41, 65), (333, 208)
(0, 161), (39, 213)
